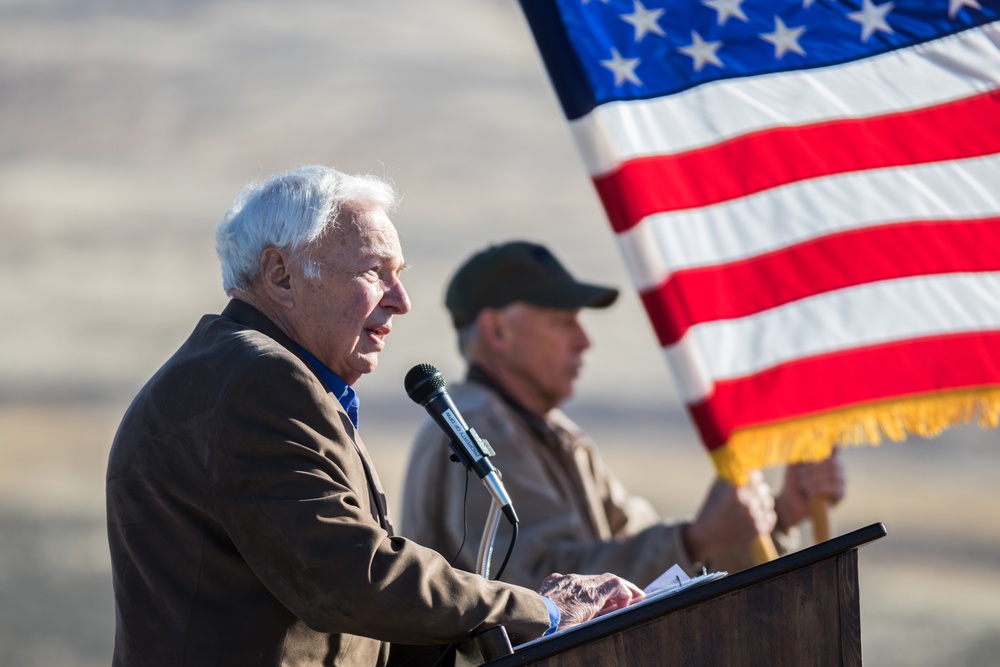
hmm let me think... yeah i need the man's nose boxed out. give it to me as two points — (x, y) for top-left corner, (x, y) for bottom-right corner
(384, 277), (411, 314)
(574, 323), (592, 351)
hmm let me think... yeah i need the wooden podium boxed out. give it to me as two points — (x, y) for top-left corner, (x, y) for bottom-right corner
(484, 522), (886, 667)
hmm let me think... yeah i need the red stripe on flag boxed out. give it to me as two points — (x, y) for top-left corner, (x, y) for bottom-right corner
(690, 330), (1000, 449)
(595, 90), (1000, 232)
(642, 217), (1000, 346)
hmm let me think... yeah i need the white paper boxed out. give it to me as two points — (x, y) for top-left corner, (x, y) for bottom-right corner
(643, 563), (690, 596)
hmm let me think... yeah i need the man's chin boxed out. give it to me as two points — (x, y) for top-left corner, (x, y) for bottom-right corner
(337, 357), (378, 386)
(353, 353), (380, 377)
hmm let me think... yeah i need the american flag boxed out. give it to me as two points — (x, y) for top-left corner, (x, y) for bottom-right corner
(517, 0), (1000, 484)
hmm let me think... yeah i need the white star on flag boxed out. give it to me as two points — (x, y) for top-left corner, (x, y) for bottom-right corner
(600, 48), (643, 86)
(761, 16), (807, 58)
(621, 0), (666, 41)
(949, 0), (982, 18)
(678, 30), (724, 71)
(848, 0), (895, 42)
(703, 0), (748, 26)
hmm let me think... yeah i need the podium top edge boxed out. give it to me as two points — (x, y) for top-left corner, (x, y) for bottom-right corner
(490, 522), (887, 666)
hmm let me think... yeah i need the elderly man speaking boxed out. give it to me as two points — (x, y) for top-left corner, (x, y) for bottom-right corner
(105, 166), (643, 667)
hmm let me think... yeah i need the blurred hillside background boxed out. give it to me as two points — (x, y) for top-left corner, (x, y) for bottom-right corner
(1, 1), (997, 665)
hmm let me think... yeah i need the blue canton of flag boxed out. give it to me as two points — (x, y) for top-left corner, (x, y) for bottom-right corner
(541, 0), (1000, 117)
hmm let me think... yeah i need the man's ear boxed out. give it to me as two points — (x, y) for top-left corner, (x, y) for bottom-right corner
(478, 309), (508, 349)
(258, 248), (295, 309)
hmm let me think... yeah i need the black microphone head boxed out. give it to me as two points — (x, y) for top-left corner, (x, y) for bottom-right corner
(404, 363), (446, 405)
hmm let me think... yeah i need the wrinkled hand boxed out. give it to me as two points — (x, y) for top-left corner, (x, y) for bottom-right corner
(775, 452), (846, 531)
(538, 572), (645, 631)
(683, 471), (777, 564)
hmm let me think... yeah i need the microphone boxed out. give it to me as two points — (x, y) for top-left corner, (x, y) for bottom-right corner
(405, 363), (518, 525)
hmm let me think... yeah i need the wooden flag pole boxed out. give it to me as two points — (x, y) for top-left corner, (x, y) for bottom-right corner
(749, 532), (778, 564)
(809, 495), (833, 543)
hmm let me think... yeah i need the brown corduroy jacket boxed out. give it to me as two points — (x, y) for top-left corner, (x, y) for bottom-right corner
(106, 299), (550, 666)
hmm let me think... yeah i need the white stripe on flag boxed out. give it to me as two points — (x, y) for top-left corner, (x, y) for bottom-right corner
(617, 153), (1000, 292)
(665, 271), (1000, 403)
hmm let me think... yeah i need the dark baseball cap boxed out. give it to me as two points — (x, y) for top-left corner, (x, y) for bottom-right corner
(445, 241), (619, 329)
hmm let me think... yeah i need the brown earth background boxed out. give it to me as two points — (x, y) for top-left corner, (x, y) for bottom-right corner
(1, 1), (998, 665)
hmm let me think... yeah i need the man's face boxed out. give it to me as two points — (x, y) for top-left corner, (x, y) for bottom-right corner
(289, 204), (410, 385)
(498, 303), (591, 412)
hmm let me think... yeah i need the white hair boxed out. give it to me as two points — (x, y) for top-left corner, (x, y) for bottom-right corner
(215, 165), (397, 295)
(455, 302), (521, 361)
(456, 321), (480, 361)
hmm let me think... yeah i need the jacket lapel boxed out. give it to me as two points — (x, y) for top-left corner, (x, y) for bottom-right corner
(221, 299), (395, 535)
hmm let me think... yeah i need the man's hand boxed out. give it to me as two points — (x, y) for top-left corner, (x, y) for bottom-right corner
(775, 452), (846, 531)
(537, 572), (645, 631)
(682, 471), (777, 565)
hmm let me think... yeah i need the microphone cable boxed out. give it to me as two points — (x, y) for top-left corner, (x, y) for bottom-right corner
(449, 467), (518, 582)
(491, 518), (517, 582)
(448, 469), (471, 567)
(424, 472), (520, 667)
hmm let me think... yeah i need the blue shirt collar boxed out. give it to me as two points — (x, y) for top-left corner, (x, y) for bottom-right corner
(294, 345), (360, 430)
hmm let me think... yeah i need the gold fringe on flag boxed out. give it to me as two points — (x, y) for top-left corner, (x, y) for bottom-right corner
(711, 387), (1000, 486)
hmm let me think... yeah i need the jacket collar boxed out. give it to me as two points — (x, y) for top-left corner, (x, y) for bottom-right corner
(467, 363), (566, 450)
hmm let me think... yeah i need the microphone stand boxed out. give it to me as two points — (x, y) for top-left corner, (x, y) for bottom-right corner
(477, 499), (504, 579)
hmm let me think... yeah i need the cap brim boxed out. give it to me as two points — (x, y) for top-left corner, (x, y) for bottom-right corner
(527, 281), (619, 311)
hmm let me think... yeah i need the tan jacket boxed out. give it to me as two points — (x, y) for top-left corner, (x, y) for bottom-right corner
(401, 375), (697, 590)
(106, 301), (550, 666)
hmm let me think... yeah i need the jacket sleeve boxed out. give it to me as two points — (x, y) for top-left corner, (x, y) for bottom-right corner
(208, 352), (551, 646)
